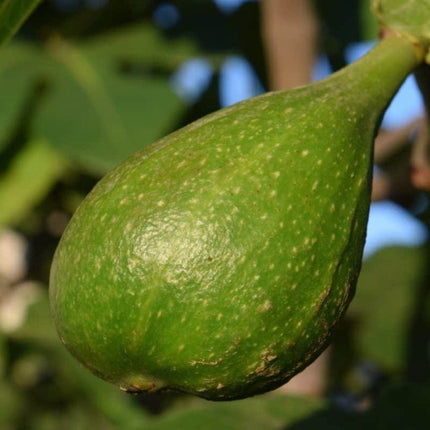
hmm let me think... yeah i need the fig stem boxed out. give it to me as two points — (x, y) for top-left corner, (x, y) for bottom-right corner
(327, 34), (423, 118)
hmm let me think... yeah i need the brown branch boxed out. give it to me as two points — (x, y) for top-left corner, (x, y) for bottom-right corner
(260, 0), (319, 90)
(374, 118), (423, 164)
(371, 174), (390, 201)
(411, 120), (430, 190)
(371, 119), (424, 201)
(411, 65), (430, 191)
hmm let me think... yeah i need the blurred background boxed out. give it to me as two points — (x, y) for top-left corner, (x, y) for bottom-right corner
(1, 0), (430, 428)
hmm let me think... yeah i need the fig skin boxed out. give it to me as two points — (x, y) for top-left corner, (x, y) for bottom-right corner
(50, 36), (421, 400)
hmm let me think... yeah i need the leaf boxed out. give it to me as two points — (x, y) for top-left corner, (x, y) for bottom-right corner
(315, 1), (363, 45)
(361, 0), (380, 40)
(0, 330), (5, 378)
(288, 383), (430, 429)
(33, 23), (200, 173)
(372, 0), (430, 56)
(0, 41), (46, 151)
(0, 23), (221, 173)
(0, 0), (42, 47)
(347, 246), (427, 371)
(0, 381), (25, 427)
(83, 22), (200, 70)
(0, 139), (65, 227)
(146, 393), (325, 430)
(364, 383), (430, 426)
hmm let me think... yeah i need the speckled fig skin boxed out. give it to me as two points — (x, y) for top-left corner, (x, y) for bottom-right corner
(50, 36), (421, 400)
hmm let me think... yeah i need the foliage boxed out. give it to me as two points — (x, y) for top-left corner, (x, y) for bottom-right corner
(0, 0), (43, 47)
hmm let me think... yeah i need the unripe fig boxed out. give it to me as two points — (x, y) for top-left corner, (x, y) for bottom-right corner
(50, 36), (422, 400)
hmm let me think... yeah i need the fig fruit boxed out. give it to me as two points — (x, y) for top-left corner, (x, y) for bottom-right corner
(50, 35), (422, 400)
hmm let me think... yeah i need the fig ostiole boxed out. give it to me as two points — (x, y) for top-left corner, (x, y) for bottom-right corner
(50, 35), (422, 400)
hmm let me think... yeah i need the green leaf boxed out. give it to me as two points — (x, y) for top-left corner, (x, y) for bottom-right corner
(33, 24), (200, 173)
(278, 383), (430, 429)
(83, 22), (200, 70)
(372, 0), (430, 58)
(0, 41), (46, 151)
(146, 393), (325, 430)
(364, 383), (430, 426)
(0, 330), (6, 378)
(0, 381), (25, 427)
(0, 23), (217, 173)
(347, 246), (426, 371)
(0, 139), (65, 227)
(0, 0), (43, 47)
(361, 0), (380, 40)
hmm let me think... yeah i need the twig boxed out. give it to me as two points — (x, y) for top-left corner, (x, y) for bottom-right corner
(260, 0), (319, 90)
(374, 118), (423, 164)
(412, 65), (430, 191)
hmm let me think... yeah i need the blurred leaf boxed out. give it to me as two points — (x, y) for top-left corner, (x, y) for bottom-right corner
(0, 41), (46, 150)
(0, 0), (42, 47)
(286, 405), (362, 429)
(0, 22), (224, 173)
(32, 23), (202, 173)
(348, 246), (427, 371)
(360, 0), (379, 40)
(314, 0), (362, 43)
(364, 383), (430, 427)
(164, 1), (235, 54)
(10, 283), (57, 347)
(83, 22), (201, 70)
(0, 330), (6, 377)
(10, 289), (150, 428)
(372, 0), (430, 46)
(0, 139), (65, 227)
(29, 407), (113, 430)
(173, 71), (221, 128)
(314, 0), (364, 69)
(0, 380), (26, 428)
(288, 383), (430, 429)
(231, 1), (268, 88)
(146, 393), (325, 430)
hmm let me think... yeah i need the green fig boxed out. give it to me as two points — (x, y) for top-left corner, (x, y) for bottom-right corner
(50, 35), (422, 400)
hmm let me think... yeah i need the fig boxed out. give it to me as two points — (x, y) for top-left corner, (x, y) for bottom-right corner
(50, 35), (422, 400)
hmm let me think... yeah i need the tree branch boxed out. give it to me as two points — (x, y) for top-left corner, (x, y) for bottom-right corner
(260, 0), (319, 90)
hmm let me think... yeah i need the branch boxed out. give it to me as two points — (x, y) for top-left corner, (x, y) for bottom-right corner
(260, 0), (319, 90)
(411, 65), (430, 191)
